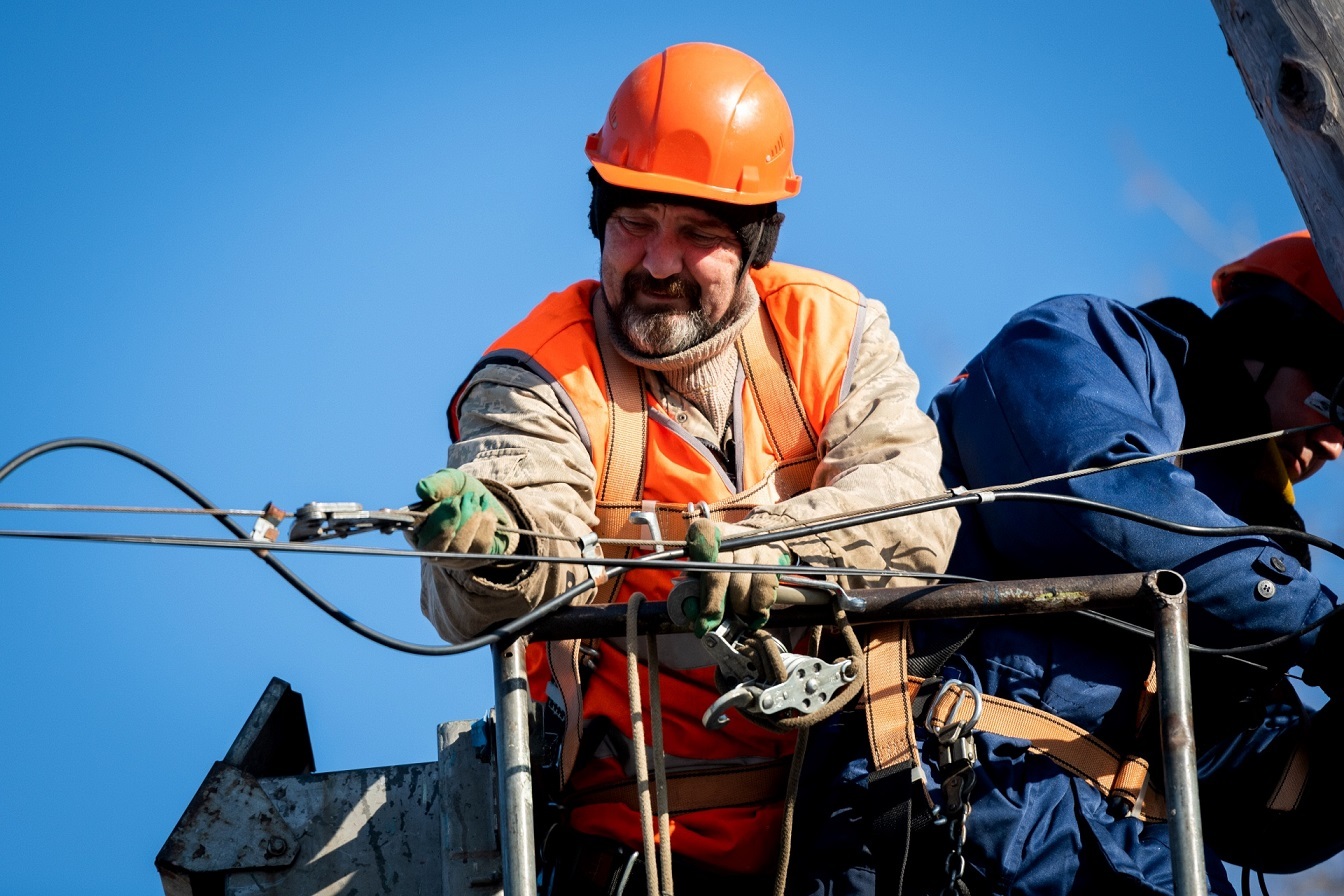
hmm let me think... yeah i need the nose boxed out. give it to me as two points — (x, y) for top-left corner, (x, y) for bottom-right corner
(640, 230), (683, 280)
(1317, 425), (1344, 462)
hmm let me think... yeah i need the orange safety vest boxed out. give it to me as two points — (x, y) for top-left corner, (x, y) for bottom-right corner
(450, 262), (868, 875)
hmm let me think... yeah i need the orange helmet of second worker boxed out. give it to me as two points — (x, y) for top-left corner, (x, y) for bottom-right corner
(1212, 230), (1344, 324)
(585, 42), (802, 205)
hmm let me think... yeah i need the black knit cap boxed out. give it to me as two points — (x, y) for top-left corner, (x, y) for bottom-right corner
(587, 168), (784, 270)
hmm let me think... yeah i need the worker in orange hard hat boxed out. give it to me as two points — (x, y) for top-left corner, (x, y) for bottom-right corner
(410, 42), (958, 895)
(782, 231), (1344, 896)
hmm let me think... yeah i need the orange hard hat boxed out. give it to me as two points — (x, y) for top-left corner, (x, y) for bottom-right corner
(1212, 230), (1344, 323)
(585, 43), (802, 205)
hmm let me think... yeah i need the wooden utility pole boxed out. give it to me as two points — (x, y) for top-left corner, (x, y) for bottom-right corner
(1212, 0), (1344, 292)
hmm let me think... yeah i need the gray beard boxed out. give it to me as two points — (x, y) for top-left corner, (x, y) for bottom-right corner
(602, 260), (753, 360)
(612, 302), (717, 357)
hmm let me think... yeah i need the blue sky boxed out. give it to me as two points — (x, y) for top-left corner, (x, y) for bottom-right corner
(2, 3), (1340, 893)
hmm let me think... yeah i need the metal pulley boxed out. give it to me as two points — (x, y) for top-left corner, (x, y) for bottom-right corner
(668, 576), (858, 730)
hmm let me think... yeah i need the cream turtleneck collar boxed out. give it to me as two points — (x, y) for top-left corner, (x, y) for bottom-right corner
(598, 280), (760, 439)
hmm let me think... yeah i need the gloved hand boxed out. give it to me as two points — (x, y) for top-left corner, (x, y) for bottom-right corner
(413, 468), (514, 568)
(681, 518), (790, 637)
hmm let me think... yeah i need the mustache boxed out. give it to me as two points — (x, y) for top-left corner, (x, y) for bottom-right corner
(623, 270), (702, 306)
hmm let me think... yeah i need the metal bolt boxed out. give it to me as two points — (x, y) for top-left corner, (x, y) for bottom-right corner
(805, 677), (820, 695)
(759, 694), (774, 711)
(1256, 579), (1277, 600)
(264, 836), (288, 858)
(1271, 555), (1287, 573)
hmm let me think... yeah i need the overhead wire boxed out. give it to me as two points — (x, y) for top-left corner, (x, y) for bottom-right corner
(3, 436), (1344, 663)
(0, 438), (506, 656)
(0, 528), (970, 579)
(0, 502), (268, 516)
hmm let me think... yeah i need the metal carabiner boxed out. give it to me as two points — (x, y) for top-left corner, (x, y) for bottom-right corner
(925, 678), (983, 745)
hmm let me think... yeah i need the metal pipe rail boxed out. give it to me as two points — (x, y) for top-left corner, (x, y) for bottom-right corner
(492, 569), (1206, 896)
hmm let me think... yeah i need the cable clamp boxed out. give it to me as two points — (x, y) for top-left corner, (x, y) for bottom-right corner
(249, 502), (287, 542)
(579, 531), (608, 586)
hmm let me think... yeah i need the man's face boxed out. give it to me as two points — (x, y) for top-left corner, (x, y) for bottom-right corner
(600, 203), (747, 356)
(1254, 363), (1344, 483)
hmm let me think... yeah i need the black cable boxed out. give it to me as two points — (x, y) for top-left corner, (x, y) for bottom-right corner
(989, 490), (1344, 564)
(0, 529), (968, 580)
(6, 438), (1344, 660)
(985, 489), (1344, 656)
(0, 438), (571, 656)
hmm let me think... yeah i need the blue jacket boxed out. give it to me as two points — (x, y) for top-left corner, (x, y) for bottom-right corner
(788, 294), (1340, 896)
(926, 294), (1337, 894)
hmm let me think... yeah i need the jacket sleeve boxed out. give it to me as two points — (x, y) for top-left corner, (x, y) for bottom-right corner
(931, 294), (1337, 664)
(732, 298), (960, 587)
(419, 363), (599, 643)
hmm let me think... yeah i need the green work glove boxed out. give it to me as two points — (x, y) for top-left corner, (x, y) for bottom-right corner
(681, 518), (790, 637)
(414, 468), (514, 567)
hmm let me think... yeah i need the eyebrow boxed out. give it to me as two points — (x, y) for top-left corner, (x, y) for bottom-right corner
(618, 205), (733, 232)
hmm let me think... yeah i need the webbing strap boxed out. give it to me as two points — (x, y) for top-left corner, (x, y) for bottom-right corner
(1267, 741), (1309, 812)
(737, 307), (818, 462)
(590, 302), (647, 607)
(924, 680), (1168, 822)
(863, 622), (920, 771)
(593, 301), (648, 508)
(862, 623), (932, 895)
(565, 758), (792, 815)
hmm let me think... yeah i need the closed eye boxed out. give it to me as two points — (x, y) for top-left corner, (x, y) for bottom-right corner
(683, 227), (733, 249)
(615, 214), (655, 236)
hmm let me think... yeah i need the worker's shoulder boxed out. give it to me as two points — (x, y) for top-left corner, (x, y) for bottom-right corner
(486, 280), (600, 355)
(999, 293), (1154, 340)
(1016, 291), (1139, 319)
(753, 260), (866, 306)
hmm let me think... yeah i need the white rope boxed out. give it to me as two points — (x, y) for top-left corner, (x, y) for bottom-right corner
(626, 593), (663, 896)
(645, 627), (674, 895)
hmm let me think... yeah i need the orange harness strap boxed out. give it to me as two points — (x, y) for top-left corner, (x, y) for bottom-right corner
(592, 300), (648, 515)
(918, 669), (1312, 820)
(862, 630), (1169, 822)
(863, 623), (921, 771)
(736, 306), (818, 462)
(922, 679), (1168, 822)
(564, 758), (792, 816)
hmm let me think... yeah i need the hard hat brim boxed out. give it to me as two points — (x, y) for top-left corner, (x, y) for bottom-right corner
(588, 157), (801, 207)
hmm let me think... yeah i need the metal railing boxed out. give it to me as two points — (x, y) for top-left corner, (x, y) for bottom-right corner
(492, 569), (1204, 896)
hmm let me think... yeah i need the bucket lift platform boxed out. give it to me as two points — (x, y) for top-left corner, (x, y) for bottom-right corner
(155, 572), (1207, 896)
(156, 678), (503, 896)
